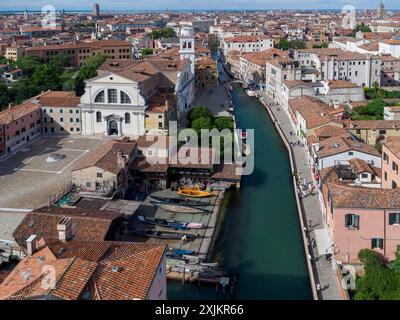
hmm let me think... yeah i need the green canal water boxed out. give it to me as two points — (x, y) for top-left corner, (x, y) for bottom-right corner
(167, 65), (311, 300)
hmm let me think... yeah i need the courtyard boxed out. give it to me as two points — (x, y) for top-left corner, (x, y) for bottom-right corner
(0, 136), (105, 209)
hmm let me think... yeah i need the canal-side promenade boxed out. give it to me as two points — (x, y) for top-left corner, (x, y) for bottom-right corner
(258, 93), (343, 300)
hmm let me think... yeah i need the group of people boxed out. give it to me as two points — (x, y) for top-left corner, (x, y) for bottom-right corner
(296, 176), (315, 199)
(289, 132), (304, 148)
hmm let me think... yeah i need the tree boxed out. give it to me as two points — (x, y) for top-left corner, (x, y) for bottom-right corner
(188, 105), (213, 123)
(151, 28), (176, 39)
(140, 48), (153, 58)
(191, 116), (213, 135)
(16, 56), (42, 76)
(73, 54), (109, 96)
(0, 82), (9, 111)
(350, 24), (372, 37)
(214, 116), (234, 131)
(354, 249), (400, 300)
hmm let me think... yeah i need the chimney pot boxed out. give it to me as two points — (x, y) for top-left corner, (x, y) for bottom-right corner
(57, 217), (72, 242)
(26, 234), (37, 256)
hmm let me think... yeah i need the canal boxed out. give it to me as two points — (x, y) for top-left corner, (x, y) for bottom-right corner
(167, 61), (312, 300)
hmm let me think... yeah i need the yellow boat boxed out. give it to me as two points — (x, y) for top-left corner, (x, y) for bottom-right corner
(177, 189), (213, 198)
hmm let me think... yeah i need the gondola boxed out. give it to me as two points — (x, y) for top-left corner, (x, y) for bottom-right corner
(151, 201), (211, 214)
(150, 195), (209, 206)
(133, 229), (198, 240)
(138, 215), (204, 230)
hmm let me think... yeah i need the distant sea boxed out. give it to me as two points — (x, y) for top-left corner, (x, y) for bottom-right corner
(0, 8), (398, 14)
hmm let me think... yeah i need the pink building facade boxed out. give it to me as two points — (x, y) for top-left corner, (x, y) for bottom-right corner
(324, 183), (400, 263)
(0, 101), (41, 157)
(382, 137), (400, 189)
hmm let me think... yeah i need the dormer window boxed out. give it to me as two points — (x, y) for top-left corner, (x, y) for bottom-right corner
(94, 90), (105, 103)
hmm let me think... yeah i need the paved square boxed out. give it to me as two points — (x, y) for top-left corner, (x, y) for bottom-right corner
(0, 136), (104, 209)
(15, 147), (89, 174)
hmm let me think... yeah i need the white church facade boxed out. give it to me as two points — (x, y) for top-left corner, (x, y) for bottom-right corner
(79, 27), (196, 137)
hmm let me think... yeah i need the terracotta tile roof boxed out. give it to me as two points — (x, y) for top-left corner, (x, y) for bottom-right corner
(0, 101), (40, 125)
(92, 242), (166, 300)
(383, 136), (400, 159)
(283, 80), (311, 89)
(348, 158), (376, 175)
(241, 48), (288, 66)
(289, 96), (334, 129)
(73, 140), (136, 174)
(347, 120), (400, 130)
(131, 156), (169, 173)
(327, 80), (359, 89)
(314, 136), (380, 158)
(170, 147), (217, 169)
(33, 91), (80, 108)
(13, 206), (122, 250)
(327, 183), (400, 209)
(211, 163), (242, 181)
(0, 242), (166, 300)
(314, 125), (347, 139)
(224, 34), (272, 43)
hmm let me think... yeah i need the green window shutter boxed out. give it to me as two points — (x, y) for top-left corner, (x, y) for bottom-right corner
(345, 214), (350, 227)
(379, 238), (384, 249)
(354, 215), (360, 229)
(389, 213), (395, 225)
(371, 238), (377, 249)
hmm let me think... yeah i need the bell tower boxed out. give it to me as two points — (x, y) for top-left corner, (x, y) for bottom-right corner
(179, 26), (195, 73)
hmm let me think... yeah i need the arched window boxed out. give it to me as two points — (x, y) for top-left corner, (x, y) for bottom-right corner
(125, 113), (130, 124)
(120, 91), (131, 104)
(96, 111), (102, 123)
(94, 90), (105, 103)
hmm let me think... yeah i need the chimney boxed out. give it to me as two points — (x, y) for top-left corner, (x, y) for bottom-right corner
(165, 99), (169, 112)
(57, 217), (73, 242)
(117, 150), (126, 169)
(26, 234), (37, 256)
(8, 103), (12, 110)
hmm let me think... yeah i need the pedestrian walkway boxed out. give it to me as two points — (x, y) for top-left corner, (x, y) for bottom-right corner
(259, 94), (342, 300)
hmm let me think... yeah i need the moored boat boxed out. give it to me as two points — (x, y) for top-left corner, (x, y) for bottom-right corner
(151, 201), (211, 214)
(133, 229), (199, 240)
(150, 195), (209, 206)
(177, 189), (213, 198)
(138, 215), (204, 229)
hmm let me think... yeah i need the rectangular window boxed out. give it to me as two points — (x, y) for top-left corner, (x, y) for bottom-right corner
(348, 151), (354, 156)
(371, 238), (383, 249)
(392, 161), (398, 173)
(345, 213), (360, 229)
(361, 173), (368, 179)
(379, 130), (387, 135)
(384, 152), (389, 163)
(97, 172), (103, 178)
(108, 89), (118, 103)
(86, 182), (91, 188)
(389, 213), (400, 225)
(392, 181), (398, 189)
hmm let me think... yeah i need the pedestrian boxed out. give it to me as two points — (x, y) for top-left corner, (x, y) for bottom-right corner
(309, 219), (312, 229)
(316, 283), (321, 291)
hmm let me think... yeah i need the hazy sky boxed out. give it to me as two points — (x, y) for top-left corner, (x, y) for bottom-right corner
(0, 0), (397, 11)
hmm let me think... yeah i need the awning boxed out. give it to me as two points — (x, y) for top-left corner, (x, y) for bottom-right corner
(314, 228), (333, 256)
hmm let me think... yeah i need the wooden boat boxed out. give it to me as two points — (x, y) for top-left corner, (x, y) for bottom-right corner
(150, 195), (209, 206)
(138, 215), (203, 230)
(151, 201), (211, 214)
(177, 189), (213, 198)
(167, 248), (196, 258)
(133, 229), (198, 240)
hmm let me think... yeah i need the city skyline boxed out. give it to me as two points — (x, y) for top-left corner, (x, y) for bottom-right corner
(0, 0), (398, 11)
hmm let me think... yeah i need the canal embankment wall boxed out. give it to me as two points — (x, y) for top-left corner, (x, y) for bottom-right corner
(259, 98), (319, 300)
